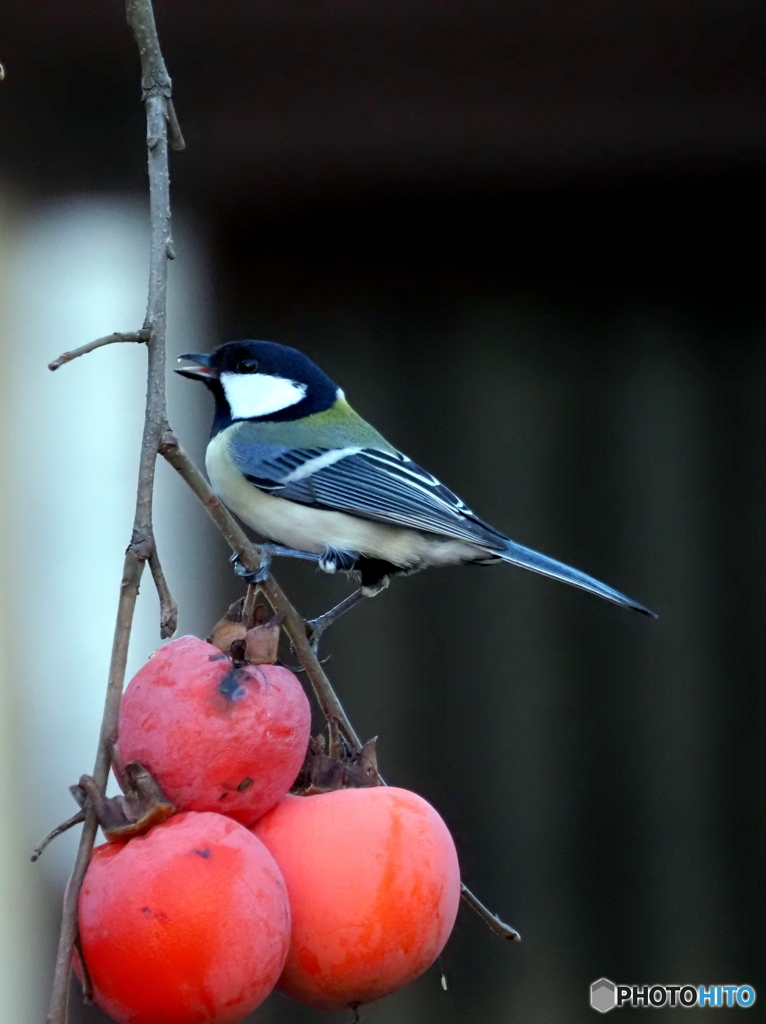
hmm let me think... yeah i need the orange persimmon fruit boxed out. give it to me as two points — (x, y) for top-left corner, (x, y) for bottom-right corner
(117, 635), (310, 826)
(253, 787), (461, 1011)
(77, 811), (290, 1024)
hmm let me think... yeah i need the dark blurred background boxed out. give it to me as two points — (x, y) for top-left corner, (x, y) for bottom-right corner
(1, 1), (765, 1021)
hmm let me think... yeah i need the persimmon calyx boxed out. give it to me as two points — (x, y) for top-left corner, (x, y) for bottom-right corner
(208, 598), (284, 665)
(292, 734), (381, 795)
(70, 762), (175, 841)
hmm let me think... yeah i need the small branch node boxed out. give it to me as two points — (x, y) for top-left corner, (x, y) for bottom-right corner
(129, 534), (154, 562)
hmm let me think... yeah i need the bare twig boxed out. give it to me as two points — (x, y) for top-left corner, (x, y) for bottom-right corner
(31, 810), (86, 863)
(460, 882), (521, 941)
(159, 432), (260, 566)
(149, 547), (179, 638)
(48, 330), (150, 371)
(46, 2), (178, 1020)
(261, 577), (361, 748)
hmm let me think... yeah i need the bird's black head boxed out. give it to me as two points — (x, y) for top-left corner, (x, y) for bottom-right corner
(176, 340), (340, 434)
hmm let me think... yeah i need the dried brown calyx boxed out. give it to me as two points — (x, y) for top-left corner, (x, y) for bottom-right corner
(208, 599), (284, 666)
(291, 733), (382, 795)
(30, 755), (176, 860)
(70, 761), (175, 842)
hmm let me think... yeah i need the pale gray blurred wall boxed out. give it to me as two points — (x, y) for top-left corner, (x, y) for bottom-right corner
(0, 192), (222, 1022)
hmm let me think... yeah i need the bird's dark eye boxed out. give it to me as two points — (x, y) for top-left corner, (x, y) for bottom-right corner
(240, 358), (259, 373)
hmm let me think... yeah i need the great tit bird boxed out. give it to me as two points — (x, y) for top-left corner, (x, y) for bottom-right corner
(177, 340), (654, 630)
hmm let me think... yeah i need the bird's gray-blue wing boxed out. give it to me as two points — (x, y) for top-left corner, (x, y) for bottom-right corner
(228, 438), (656, 615)
(230, 441), (509, 549)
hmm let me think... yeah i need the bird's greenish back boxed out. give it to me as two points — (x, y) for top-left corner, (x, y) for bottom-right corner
(228, 398), (398, 452)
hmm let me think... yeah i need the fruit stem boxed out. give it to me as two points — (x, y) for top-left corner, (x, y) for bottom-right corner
(459, 883), (521, 941)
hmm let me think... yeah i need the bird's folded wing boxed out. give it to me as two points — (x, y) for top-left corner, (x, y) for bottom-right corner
(232, 442), (509, 550)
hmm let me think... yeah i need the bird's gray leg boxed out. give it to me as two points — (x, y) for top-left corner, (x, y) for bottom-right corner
(306, 588), (367, 648)
(259, 543), (322, 564)
(231, 544), (321, 585)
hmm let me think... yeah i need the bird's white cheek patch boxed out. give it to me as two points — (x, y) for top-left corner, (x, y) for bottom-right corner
(220, 372), (307, 419)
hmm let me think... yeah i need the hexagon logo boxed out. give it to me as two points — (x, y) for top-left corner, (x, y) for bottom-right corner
(591, 978), (617, 1013)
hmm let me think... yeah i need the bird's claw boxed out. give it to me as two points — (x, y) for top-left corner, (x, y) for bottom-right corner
(232, 542), (328, 585)
(231, 549), (272, 585)
(304, 617), (324, 652)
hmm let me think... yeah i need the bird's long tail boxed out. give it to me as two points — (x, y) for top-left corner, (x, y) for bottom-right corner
(495, 539), (656, 617)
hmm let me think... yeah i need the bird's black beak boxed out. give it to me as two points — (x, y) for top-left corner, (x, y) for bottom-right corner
(175, 353), (219, 382)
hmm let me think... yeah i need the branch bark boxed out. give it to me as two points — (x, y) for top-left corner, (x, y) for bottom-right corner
(46, 2), (178, 1020)
(48, 330), (150, 371)
(149, 547), (179, 639)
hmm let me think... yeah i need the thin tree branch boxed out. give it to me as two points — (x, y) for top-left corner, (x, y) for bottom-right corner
(126, 0), (184, 152)
(149, 546), (178, 638)
(47, 330), (150, 371)
(261, 577), (362, 748)
(159, 432), (260, 566)
(46, 2), (177, 1020)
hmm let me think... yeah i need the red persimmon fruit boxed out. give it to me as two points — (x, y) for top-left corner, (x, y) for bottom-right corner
(118, 635), (310, 825)
(253, 787), (461, 1011)
(78, 811), (290, 1024)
